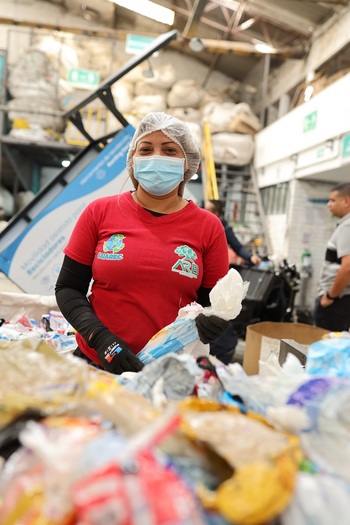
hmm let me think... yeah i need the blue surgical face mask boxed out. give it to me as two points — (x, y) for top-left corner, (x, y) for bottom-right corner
(133, 155), (185, 196)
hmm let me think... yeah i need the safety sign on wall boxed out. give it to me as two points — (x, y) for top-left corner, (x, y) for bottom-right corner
(0, 125), (135, 294)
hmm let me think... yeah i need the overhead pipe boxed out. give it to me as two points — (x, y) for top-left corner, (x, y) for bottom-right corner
(188, 37), (306, 57)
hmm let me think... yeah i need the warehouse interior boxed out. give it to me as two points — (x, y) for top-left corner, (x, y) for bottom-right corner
(0, 2), (349, 295)
(1, 2), (350, 524)
(0, 1), (349, 305)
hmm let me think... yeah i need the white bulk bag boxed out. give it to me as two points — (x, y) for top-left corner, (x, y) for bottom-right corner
(34, 37), (79, 72)
(130, 94), (167, 119)
(112, 81), (134, 113)
(123, 65), (146, 84)
(167, 79), (204, 109)
(183, 122), (203, 150)
(0, 292), (58, 321)
(0, 185), (15, 217)
(7, 96), (65, 131)
(9, 125), (53, 141)
(8, 48), (58, 99)
(141, 63), (176, 90)
(201, 101), (237, 133)
(230, 102), (261, 135)
(167, 107), (202, 124)
(199, 89), (231, 108)
(211, 133), (255, 166)
(134, 81), (169, 98)
(202, 101), (261, 135)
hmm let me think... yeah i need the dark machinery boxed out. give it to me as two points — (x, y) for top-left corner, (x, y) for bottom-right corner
(231, 259), (301, 338)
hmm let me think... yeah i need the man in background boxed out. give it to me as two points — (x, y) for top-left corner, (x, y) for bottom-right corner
(205, 200), (262, 267)
(313, 182), (350, 332)
(205, 199), (262, 363)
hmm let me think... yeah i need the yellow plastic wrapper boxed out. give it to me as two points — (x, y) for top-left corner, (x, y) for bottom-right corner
(0, 339), (88, 425)
(214, 453), (299, 524)
(178, 397), (301, 525)
(1, 481), (75, 525)
(0, 338), (161, 435)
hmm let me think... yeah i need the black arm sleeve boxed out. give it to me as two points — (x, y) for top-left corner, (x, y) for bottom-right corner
(55, 255), (107, 342)
(224, 223), (252, 261)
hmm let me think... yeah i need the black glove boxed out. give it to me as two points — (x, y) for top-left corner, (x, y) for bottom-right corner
(195, 313), (231, 344)
(89, 327), (144, 375)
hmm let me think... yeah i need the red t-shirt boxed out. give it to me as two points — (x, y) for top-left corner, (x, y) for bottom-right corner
(64, 191), (228, 361)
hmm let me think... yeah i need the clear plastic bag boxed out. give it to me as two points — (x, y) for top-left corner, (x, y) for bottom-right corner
(137, 269), (249, 365)
(282, 471), (350, 525)
(306, 337), (350, 377)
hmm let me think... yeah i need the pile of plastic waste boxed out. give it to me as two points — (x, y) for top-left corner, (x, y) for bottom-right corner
(0, 309), (77, 355)
(0, 270), (350, 524)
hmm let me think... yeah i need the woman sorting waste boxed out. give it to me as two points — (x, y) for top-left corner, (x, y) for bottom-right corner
(55, 111), (230, 374)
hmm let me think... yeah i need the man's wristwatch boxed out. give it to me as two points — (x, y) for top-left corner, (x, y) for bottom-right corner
(326, 291), (339, 300)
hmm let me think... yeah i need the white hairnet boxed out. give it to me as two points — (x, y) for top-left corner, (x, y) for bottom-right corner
(126, 111), (201, 196)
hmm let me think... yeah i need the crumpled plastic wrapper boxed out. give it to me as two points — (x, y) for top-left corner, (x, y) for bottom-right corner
(306, 337), (350, 377)
(204, 267), (249, 320)
(179, 397), (301, 525)
(126, 353), (202, 407)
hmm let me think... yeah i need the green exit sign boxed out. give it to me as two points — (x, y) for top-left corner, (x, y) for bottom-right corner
(341, 133), (350, 158)
(67, 68), (100, 90)
(125, 34), (155, 54)
(303, 110), (317, 133)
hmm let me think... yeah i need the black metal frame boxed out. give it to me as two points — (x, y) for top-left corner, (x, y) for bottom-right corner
(0, 29), (179, 244)
(232, 262), (301, 338)
(64, 29), (178, 144)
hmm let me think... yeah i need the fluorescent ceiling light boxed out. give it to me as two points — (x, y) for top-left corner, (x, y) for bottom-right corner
(304, 85), (314, 102)
(108, 0), (175, 25)
(254, 43), (275, 54)
(239, 18), (256, 31)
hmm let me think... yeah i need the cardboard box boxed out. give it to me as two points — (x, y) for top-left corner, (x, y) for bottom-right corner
(243, 321), (328, 375)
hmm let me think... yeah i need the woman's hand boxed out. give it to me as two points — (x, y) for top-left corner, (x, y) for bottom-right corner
(195, 314), (231, 344)
(89, 328), (144, 374)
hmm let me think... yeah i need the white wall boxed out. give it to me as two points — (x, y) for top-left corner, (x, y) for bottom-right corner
(265, 214), (288, 261)
(254, 73), (350, 172)
(285, 179), (335, 309)
(262, 178), (337, 310)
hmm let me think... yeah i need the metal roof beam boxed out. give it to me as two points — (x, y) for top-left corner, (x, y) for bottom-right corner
(182, 0), (207, 36)
(244, 0), (316, 36)
(161, 0), (317, 36)
(292, 0), (347, 4)
(252, 6), (350, 109)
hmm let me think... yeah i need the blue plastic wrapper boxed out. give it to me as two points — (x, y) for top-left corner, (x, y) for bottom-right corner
(306, 337), (350, 377)
(137, 317), (199, 365)
(136, 269), (248, 365)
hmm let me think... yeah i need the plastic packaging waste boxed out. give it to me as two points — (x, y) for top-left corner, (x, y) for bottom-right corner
(288, 376), (350, 483)
(137, 268), (249, 364)
(306, 337), (350, 377)
(282, 471), (350, 525)
(49, 310), (69, 334)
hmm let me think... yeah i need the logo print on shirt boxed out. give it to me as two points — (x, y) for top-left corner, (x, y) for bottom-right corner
(172, 245), (199, 278)
(97, 234), (125, 260)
